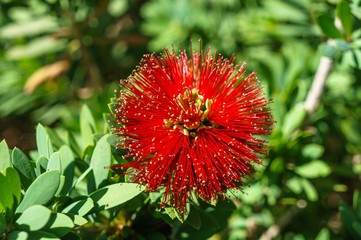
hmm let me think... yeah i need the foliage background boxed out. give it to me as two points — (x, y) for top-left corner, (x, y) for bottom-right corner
(1, 0), (361, 239)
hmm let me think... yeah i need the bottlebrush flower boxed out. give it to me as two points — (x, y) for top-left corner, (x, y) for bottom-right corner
(111, 46), (273, 213)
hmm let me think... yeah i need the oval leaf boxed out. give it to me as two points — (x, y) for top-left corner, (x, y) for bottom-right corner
(62, 198), (94, 216)
(185, 207), (201, 230)
(47, 152), (61, 172)
(42, 213), (74, 237)
(89, 134), (111, 190)
(0, 140), (11, 171)
(16, 205), (51, 231)
(80, 105), (96, 149)
(67, 214), (88, 226)
(58, 146), (75, 195)
(0, 167), (21, 214)
(12, 148), (36, 189)
(317, 14), (342, 39)
(286, 176), (303, 194)
(0, 214), (6, 234)
(89, 183), (145, 211)
(0, 174), (12, 213)
(29, 231), (60, 239)
(315, 228), (330, 240)
(36, 124), (54, 159)
(35, 156), (49, 176)
(337, 0), (353, 36)
(300, 178), (318, 201)
(6, 37), (66, 60)
(7, 231), (28, 240)
(16, 170), (60, 213)
(0, 17), (58, 39)
(302, 144), (325, 159)
(295, 160), (331, 178)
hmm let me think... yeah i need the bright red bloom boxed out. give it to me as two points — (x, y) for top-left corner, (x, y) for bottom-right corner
(112, 47), (273, 213)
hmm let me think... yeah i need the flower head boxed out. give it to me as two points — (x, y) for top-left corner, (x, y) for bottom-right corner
(112, 46), (273, 213)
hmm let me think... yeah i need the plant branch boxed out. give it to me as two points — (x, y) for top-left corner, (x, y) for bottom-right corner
(304, 55), (333, 115)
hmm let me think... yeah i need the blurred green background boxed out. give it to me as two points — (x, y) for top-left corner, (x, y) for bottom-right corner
(1, 0), (361, 239)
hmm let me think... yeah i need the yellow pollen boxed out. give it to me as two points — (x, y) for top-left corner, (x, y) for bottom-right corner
(163, 88), (214, 137)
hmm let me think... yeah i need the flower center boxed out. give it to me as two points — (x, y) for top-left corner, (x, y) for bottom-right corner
(164, 88), (214, 137)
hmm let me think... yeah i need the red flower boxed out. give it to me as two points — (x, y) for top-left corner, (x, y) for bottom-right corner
(112, 47), (273, 213)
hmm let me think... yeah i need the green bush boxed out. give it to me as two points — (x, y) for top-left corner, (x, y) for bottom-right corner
(1, 0), (361, 239)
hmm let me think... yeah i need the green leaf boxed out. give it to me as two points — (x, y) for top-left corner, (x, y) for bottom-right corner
(300, 178), (318, 201)
(0, 17), (58, 39)
(66, 131), (81, 158)
(351, 0), (361, 19)
(164, 203), (190, 223)
(0, 211), (6, 234)
(66, 214), (88, 226)
(295, 160), (331, 178)
(287, 177), (303, 194)
(42, 213), (74, 237)
(317, 14), (342, 39)
(337, 0), (353, 36)
(237, 182), (265, 204)
(62, 232), (80, 240)
(6, 36), (67, 60)
(89, 134), (111, 190)
(282, 103), (306, 138)
(0, 168), (21, 215)
(35, 156), (49, 176)
(0, 172), (12, 212)
(353, 190), (361, 219)
(164, 207), (177, 220)
(58, 146), (75, 195)
(12, 148), (36, 189)
(270, 157), (285, 173)
(149, 190), (163, 204)
(119, 192), (146, 212)
(36, 124), (54, 159)
(190, 190), (200, 206)
(108, 0), (128, 17)
(62, 198), (94, 216)
(186, 207), (202, 230)
(286, 177), (318, 201)
(55, 176), (65, 197)
(7, 231), (28, 240)
(302, 144), (325, 159)
(340, 201), (361, 238)
(58, 146), (74, 176)
(267, 185), (282, 206)
(46, 128), (65, 149)
(80, 105), (96, 149)
(0, 140), (11, 171)
(342, 49), (361, 69)
(15, 205), (51, 231)
(70, 167), (92, 193)
(89, 183), (145, 211)
(315, 228), (330, 240)
(176, 207), (221, 240)
(47, 152), (61, 172)
(352, 221), (361, 238)
(16, 170), (60, 213)
(106, 134), (119, 148)
(211, 200), (237, 226)
(9, 230), (60, 240)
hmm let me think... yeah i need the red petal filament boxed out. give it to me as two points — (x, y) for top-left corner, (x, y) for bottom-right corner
(112, 47), (274, 213)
